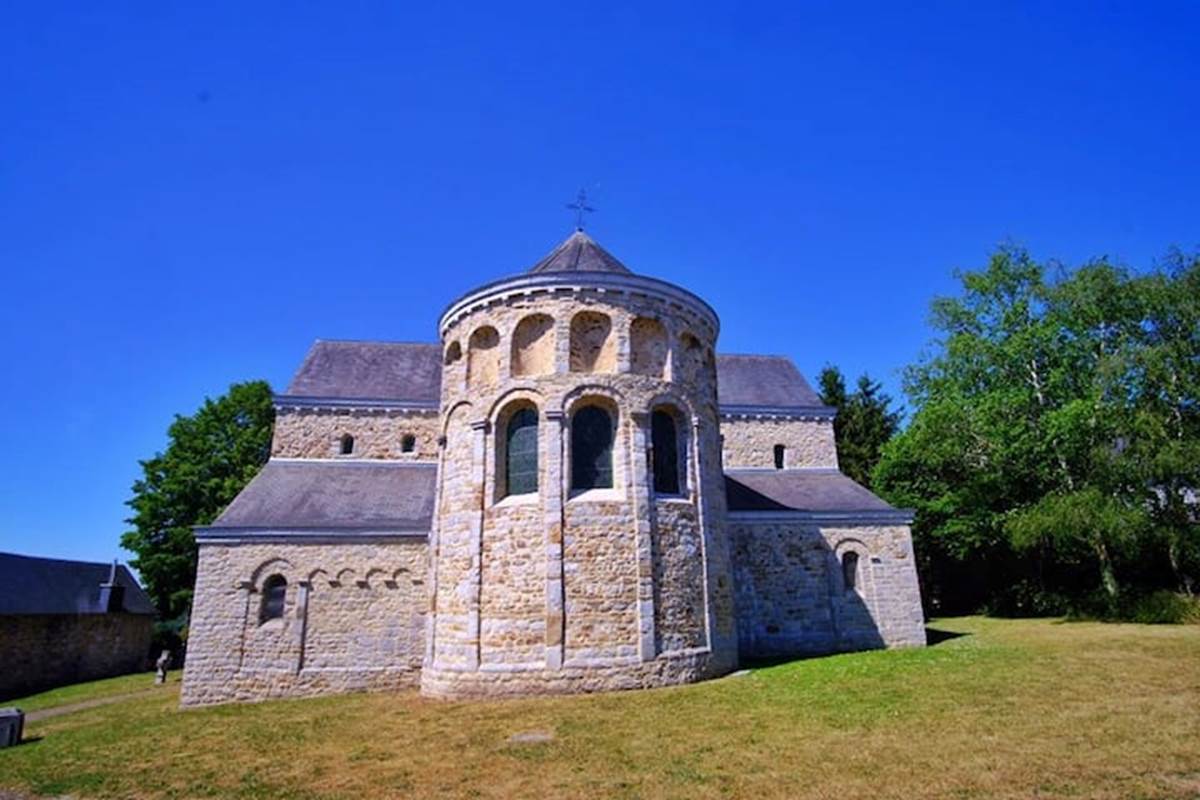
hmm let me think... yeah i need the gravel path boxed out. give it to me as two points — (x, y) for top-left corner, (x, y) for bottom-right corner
(23, 690), (156, 722)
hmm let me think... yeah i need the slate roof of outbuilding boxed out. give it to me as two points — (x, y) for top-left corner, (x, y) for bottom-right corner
(0, 553), (157, 616)
(283, 340), (442, 404)
(715, 354), (826, 409)
(206, 460), (436, 532)
(724, 469), (896, 513)
(526, 230), (633, 274)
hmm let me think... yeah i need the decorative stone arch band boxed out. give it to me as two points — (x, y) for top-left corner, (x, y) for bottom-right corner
(438, 271), (720, 342)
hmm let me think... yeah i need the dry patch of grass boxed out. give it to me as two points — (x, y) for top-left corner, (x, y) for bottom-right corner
(2, 617), (1198, 799)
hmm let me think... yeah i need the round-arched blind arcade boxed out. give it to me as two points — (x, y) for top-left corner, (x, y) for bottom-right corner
(571, 405), (614, 490)
(505, 408), (539, 496)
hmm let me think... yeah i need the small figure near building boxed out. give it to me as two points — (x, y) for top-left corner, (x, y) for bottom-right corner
(155, 650), (171, 685)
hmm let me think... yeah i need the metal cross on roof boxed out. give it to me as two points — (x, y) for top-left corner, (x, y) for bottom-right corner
(566, 189), (595, 231)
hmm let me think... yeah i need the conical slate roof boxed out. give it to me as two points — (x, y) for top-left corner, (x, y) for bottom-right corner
(527, 230), (632, 274)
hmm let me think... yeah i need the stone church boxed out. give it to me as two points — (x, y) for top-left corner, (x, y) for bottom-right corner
(182, 230), (925, 706)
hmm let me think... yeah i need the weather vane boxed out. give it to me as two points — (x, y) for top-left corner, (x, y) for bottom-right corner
(566, 189), (595, 231)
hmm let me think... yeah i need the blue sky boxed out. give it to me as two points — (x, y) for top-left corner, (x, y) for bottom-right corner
(1, 2), (1196, 566)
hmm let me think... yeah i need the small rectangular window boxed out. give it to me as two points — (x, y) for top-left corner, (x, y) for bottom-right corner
(773, 444), (786, 469)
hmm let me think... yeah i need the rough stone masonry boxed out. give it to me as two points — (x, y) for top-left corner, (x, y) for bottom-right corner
(182, 230), (925, 706)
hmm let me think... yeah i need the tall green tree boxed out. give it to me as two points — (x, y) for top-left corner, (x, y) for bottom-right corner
(122, 381), (274, 619)
(875, 247), (1200, 614)
(818, 365), (902, 488)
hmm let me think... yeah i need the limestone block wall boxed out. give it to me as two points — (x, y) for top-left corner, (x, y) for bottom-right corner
(480, 500), (545, 666)
(729, 519), (924, 658)
(271, 407), (438, 460)
(0, 613), (152, 700)
(562, 499), (640, 662)
(721, 417), (838, 469)
(424, 281), (739, 698)
(181, 540), (428, 706)
(651, 499), (707, 653)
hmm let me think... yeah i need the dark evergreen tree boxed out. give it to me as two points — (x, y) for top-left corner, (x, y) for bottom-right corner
(818, 365), (901, 488)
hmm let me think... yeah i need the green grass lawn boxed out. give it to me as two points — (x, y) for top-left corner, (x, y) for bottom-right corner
(4, 671), (171, 713)
(2, 617), (1198, 799)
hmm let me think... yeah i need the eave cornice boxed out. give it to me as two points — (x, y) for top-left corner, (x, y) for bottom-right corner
(274, 394), (439, 413)
(726, 509), (915, 525)
(719, 404), (836, 421)
(438, 271), (720, 339)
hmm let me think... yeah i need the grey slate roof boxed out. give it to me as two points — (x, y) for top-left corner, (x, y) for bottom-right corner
(280, 342), (823, 414)
(0, 553), (157, 616)
(527, 230), (633, 274)
(716, 354), (827, 409)
(283, 340), (442, 404)
(724, 469), (896, 513)
(207, 460), (436, 531)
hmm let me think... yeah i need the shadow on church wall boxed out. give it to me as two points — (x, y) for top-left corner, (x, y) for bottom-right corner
(730, 515), (918, 663)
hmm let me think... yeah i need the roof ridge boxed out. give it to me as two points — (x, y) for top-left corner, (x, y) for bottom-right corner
(717, 353), (796, 360)
(0, 551), (123, 568)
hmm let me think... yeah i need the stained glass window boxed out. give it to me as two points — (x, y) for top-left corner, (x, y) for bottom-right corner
(571, 405), (613, 490)
(652, 410), (681, 494)
(505, 408), (539, 496)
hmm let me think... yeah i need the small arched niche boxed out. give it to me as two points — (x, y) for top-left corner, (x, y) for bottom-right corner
(569, 311), (616, 374)
(467, 325), (500, 387)
(678, 332), (705, 383)
(630, 317), (668, 379)
(511, 314), (556, 377)
(444, 341), (462, 366)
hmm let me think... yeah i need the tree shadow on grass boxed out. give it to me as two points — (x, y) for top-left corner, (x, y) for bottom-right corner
(739, 628), (970, 670)
(925, 627), (970, 645)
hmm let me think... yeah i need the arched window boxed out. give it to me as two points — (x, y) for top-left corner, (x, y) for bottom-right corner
(652, 409), (681, 494)
(773, 444), (786, 469)
(842, 552), (859, 593)
(260, 575), (287, 623)
(401, 434), (416, 453)
(505, 408), (539, 496)
(571, 405), (614, 490)
(340, 434), (355, 455)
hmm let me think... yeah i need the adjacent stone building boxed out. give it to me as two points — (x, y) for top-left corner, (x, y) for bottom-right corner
(182, 230), (925, 706)
(0, 553), (156, 699)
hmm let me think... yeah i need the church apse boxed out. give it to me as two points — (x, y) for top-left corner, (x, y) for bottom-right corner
(182, 229), (924, 707)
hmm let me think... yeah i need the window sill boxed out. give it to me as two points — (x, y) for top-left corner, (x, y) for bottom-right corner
(568, 487), (623, 503)
(493, 492), (540, 508)
(653, 494), (692, 504)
